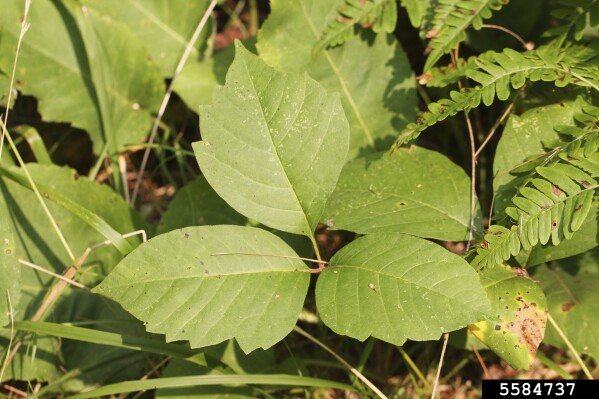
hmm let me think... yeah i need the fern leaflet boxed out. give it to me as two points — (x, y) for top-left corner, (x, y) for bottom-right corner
(423, 0), (510, 71)
(472, 128), (599, 269)
(314, 0), (397, 53)
(544, 0), (599, 47)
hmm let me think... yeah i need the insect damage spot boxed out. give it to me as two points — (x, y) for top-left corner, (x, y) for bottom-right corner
(561, 302), (576, 312)
(506, 297), (547, 357)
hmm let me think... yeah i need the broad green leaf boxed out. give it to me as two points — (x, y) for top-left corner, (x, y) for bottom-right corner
(79, 0), (213, 76)
(0, 164), (146, 382)
(469, 264), (547, 370)
(315, 233), (490, 345)
(493, 100), (583, 216)
(532, 250), (599, 360)
(257, 0), (416, 159)
(323, 148), (483, 241)
(194, 42), (349, 236)
(0, 0), (164, 154)
(95, 226), (311, 353)
(156, 177), (312, 257)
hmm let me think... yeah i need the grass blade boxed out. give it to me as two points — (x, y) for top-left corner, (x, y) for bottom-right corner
(67, 374), (356, 399)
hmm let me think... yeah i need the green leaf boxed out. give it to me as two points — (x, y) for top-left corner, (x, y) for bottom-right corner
(532, 250), (599, 360)
(95, 226), (311, 353)
(400, 0), (434, 28)
(257, 0), (416, 159)
(469, 264), (547, 370)
(79, 0), (214, 76)
(194, 42), (349, 236)
(0, 0), (164, 154)
(315, 233), (490, 345)
(323, 148), (483, 241)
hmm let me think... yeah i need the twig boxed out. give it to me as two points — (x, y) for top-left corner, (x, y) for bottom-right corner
(547, 313), (593, 379)
(1, 383), (27, 397)
(430, 333), (449, 399)
(293, 326), (388, 399)
(472, 345), (490, 379)
(130, 0), (218, 205)
(18, 259), (89, 290)
(481, 24), (534, 50)
(474, 101), (516, 159)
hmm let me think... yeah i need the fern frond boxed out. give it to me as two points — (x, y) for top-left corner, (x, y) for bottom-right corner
(314, 0), (397, 53)
(544, 0), (599, 47)
(393, 44), (599, 147)
(418, 51), (497, 87)
(472, 133), (599, 269)
(423, 0), (510, 71)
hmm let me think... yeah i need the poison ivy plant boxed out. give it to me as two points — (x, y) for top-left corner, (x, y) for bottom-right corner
(316, 233), (490, 345)
(323, 147), (483, 241)
(95, 225), (312, 352)
(98, 41), (490, 357)
(194, 42), (349, 237)
(258, 0), (417, 159)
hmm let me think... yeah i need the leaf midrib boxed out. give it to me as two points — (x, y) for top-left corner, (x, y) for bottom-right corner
(240, 56), (314, 235)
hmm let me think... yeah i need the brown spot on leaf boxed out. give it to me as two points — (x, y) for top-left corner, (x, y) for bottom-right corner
(561, 302), (576, 312)
(5, 249), (11, 255)
(507, 297), (547, 357)
(551, 185), (562, 196)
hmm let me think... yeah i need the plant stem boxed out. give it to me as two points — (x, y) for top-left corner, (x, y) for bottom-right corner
(293, 326), (388, 399)
(430, 333), (449, 399)
(397, 347), (431, 390)
(547, 313), (593, 379)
